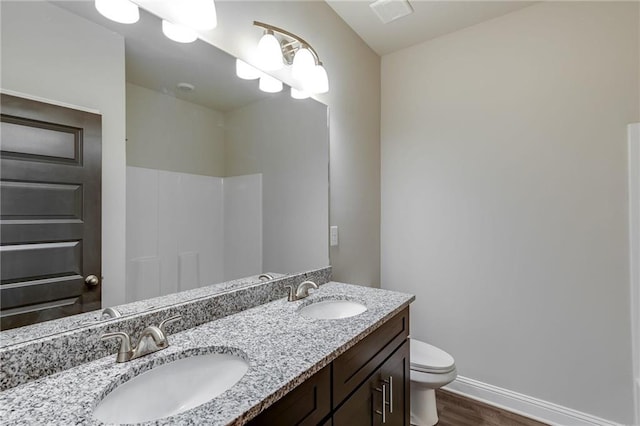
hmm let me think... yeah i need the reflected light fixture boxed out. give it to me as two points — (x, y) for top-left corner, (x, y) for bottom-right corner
(258, 73), (283, 93)
(291, 87), (310, 100)
(252, 21), (329, 96)
(236, 59), (262, 80)
(162, 20), (198, 43)
(95, 0), (139, 24)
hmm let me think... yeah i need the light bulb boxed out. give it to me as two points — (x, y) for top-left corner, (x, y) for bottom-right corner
(236, 59), (261, 80)
(309, 64), (329, 94)
(259, 74), (283, 93)
(162, 20), (198, 43)
(176, 0), (217, 30)
(291, 87), (310, 100)
(155, 0), (217, 32)
(291, 47), (315, 81)
(255, 32), (283, 71)
(95, 0), (139, 24)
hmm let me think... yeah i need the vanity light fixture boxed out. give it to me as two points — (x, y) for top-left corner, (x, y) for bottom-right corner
(255, 31), (284, 71)
(169, 0), (217, 31)
(252, 21), (329, 96)
(96, 0), (217, 43)
(95, 0), (139, 24)
(162, 20), (198, 43)
(160, 0), (217, 43)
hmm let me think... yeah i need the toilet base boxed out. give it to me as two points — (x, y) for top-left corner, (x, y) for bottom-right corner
(410, 383), (438, 426)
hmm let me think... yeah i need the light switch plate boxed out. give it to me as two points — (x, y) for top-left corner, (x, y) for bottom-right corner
(330, 226), (339, 247)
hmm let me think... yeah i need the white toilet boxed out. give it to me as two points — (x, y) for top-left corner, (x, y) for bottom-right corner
(410, 339), (457, 426)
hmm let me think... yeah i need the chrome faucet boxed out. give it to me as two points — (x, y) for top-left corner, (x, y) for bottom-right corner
(285, 280), (319, 302)
(258, 273), (274, 281)
(101, 314), (182, 363)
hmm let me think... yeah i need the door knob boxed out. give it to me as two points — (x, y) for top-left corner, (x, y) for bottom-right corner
(85, 275), (100, 286)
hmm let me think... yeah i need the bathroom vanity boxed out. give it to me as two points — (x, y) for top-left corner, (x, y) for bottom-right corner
(0, 274), (414, 425)
(249, 306), (410, 425)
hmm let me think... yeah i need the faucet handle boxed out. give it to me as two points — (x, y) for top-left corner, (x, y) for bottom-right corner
(101, 331), (133, 363)
(159, 314), (182, 335)
(285, 285), (296, 302)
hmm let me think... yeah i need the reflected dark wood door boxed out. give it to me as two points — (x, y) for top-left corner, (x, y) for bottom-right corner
(0, 93), (102, 330)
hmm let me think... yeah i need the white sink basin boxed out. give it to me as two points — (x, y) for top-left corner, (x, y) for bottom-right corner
(93, 352), (249, 424)
(299, 299), (367, 320)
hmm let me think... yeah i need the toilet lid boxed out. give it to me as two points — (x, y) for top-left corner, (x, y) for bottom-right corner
(410, 339), (455, 373)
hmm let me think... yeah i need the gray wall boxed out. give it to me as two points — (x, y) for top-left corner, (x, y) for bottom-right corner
(225, 93), (329, 274)
(381, 2), (639, 423)
(141, 0), (382, 288)
(126, 83), (226, 177)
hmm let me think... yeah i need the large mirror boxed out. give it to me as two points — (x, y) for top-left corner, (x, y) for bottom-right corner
(0, 1), (329, 339)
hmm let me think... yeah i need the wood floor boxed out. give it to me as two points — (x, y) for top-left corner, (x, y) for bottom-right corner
(434, 390), (549, 426)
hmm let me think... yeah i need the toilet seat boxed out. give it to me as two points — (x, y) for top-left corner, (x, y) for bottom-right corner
(410, 339), (455, 374)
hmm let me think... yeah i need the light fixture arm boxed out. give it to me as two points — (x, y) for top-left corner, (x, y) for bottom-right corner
(253, 21), (321, 65)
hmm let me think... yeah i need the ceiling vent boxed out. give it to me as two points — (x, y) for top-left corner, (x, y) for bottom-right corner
(369, 0), (414, 24)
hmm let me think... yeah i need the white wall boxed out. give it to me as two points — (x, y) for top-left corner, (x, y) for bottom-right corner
(381, 2), (639, 423)
(138, 0), (381, 287)
(225, 92), (329, 274)
(1, 1), (127, 306)
(126, 83), (226, 177)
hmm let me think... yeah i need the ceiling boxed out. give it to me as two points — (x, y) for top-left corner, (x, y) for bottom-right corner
(53, 1), (269, 112)
(325, 0), (536, 56)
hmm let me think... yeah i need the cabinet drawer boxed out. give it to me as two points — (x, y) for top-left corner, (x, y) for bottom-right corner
(333, 307), (409, 406)
(248, 365), (331, 426)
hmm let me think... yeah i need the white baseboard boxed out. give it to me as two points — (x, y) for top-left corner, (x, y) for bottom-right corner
(444, 376), (625, 426)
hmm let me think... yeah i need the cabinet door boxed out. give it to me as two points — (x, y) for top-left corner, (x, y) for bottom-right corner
(247, 365), (331, 426)
(378, 340), (410, 426)
(333, 340), (410, 426)
(333, 308), (409, 406)
(332, 371), (381, 426)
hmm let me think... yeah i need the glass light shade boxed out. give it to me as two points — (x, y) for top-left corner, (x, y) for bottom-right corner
(259, 74), (283, 93)
(95, 0), (139, 24)
(291, 48), (315, 81)
(171, 0), (217, 30)
(255, 33), (283, 71)
(162, 20), (198, 43)
(309, 64), (329, 94)
(291, 87), (310, 100)
(236, 59), (261, 80)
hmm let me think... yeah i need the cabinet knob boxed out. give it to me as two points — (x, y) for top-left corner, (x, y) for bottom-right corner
(85, 275), (100, 286)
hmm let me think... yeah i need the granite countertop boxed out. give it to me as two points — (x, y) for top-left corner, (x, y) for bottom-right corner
(0, 282), (414, 425)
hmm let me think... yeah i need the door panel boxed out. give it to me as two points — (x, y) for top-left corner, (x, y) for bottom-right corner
(0, 118), (81, 163)
(1, 181), (83, 219)
(0, 93), (102, 330)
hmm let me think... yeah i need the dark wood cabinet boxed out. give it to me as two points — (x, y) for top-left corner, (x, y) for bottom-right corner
(334, 341), (410, 426)
(247, 366), (331, 426)
(248, 307), (410, 426)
